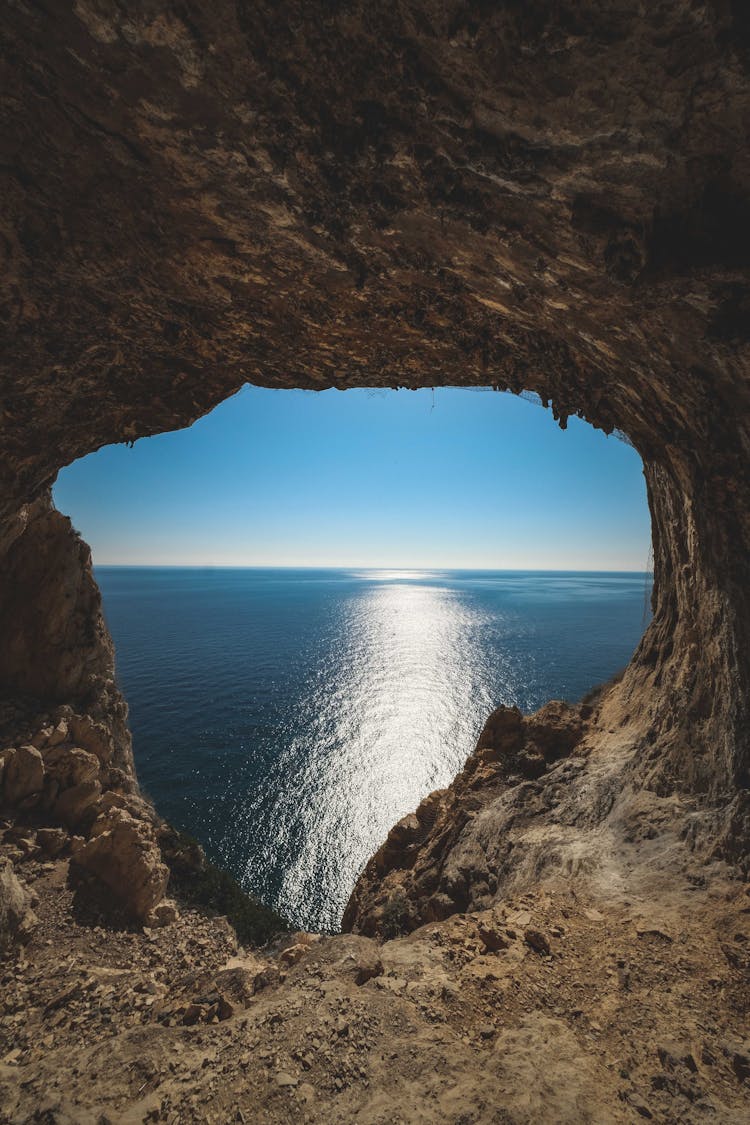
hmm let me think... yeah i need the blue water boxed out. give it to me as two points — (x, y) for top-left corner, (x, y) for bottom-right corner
(96, 567), (650, 931)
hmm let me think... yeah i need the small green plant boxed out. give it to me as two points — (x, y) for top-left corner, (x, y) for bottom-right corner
(579, 667), (626, 708)
(379, 890), (414, 940)
(160, 827), (291, 947)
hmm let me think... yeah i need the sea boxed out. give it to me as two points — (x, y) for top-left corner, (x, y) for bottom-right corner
(95, 567), (651, 931)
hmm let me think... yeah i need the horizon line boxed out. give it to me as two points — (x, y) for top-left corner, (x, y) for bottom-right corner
(93, 563), (651, 574)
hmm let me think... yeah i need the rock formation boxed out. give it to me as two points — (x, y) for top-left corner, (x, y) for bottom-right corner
(0, 2), (749, 1120)
(343, 701), (589, 935)
(0, 857), (37, 957)
(73, 806), (170, 922)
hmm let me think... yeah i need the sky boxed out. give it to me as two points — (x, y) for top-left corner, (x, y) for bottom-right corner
(53, 386), (651, 570)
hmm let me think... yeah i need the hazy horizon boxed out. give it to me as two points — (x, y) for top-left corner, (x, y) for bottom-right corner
(92, 563), (650, 573)
(55, 386), (652, 571)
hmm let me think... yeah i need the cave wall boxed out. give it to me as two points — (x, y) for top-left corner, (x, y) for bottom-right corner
(0, 494), (133, 773)
(0, 497), (112, 702)
(1, 2), (748, 820)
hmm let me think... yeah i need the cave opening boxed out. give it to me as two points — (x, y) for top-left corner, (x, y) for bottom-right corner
(2, 5), (750, 1114)
(49, 384), (651, 930)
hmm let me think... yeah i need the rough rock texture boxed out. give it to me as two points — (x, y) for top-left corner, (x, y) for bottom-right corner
(0, 497), (132, 771)
(73, 807), (170, 922)
(0, 839), (749, 1123)
(0, 857), (37, 957)
(0, 700), (146, 919)
(0, 746), (45, 809)
(344, 701), (590, 935)
(344, 683), (748, 941)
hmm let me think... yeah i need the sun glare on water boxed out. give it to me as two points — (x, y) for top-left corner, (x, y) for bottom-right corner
(238, 578), (512, 929)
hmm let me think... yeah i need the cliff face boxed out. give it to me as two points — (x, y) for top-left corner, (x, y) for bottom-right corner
(0, 496), (129, 758)
(1, 2), (749, 907)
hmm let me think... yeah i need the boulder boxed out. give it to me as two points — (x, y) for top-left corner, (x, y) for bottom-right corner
(477, 917), (510, 953)
(1, 745), (45, 805)
(98, 789), (156, 822)
(352, 949), (384, 985)
(213, 957), (275, 1003)
(148, 898), (179, 927)
(525, 701), (584, 762)
(279, 942), (309, 968)
(36, 827), (69, 856)
(0, 857), (38, 956)
(475, 706), (524, 756)
(67, 714), (114, 764)
(101, 767), (138, 796)
(73, 807), (169, 921)
(43, 744), (100, 788)
(524, 928), (551, 956)
(30, 719), (67, 750)
(53, 779), (102, 828)
(46, 720), (70, 748)
(316, 934), (384, 985)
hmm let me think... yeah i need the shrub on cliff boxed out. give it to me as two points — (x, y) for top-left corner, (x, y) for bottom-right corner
(159, 827), (290, 947)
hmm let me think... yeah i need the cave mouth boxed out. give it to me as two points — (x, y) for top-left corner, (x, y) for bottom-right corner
(0, 0), (747, 939)
(51, 385), (651, 930)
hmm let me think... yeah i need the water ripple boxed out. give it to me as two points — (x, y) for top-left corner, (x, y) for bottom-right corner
(95, 567), (649, 930)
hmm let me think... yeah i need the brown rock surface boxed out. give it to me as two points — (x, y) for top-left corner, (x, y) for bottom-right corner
(0, 856), (37, 957)
(42, 745), (100, 790)
(0, 746), (44, 807)
(0, 840), (748, 1123)
(35, 828), (68, 858)
(53, 778), (102, 830)
(343, 701), (594, 935)
(73, 808), (169, 923)
(0, 500), (133, 779)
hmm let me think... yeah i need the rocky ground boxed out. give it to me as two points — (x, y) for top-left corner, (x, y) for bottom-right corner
(1, 794), (749, 1123)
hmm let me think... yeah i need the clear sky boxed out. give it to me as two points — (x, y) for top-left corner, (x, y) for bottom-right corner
(53, 386), (651, 570)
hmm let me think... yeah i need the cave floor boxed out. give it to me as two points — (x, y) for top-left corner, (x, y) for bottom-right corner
(1, 840), (748, 1124)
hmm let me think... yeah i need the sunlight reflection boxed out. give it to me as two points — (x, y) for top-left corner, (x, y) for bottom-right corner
(350, 569), (439, 582)
(244, 579), (508, 929)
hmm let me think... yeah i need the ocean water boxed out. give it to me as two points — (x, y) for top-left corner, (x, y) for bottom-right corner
(96, 567), (650, 931)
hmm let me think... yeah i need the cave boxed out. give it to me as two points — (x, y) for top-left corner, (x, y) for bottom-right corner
(51, 384), (651, 932)
(1, 2), (749, 1120)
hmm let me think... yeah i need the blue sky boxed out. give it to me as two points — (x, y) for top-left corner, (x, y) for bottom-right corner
(53, 386), (651, 569)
